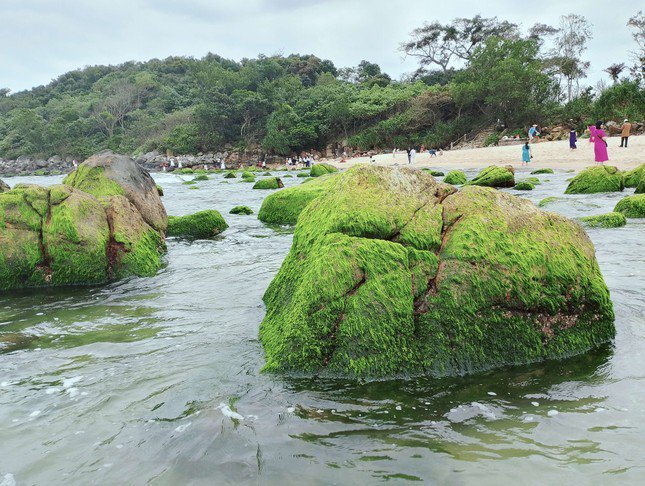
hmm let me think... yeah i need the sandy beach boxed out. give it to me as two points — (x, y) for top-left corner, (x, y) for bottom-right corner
(328, 134), (644, 171)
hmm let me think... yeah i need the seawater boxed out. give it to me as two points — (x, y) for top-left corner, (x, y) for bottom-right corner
(0, 168), (643, 485)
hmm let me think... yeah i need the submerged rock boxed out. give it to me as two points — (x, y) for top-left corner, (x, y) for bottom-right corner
(423, 169), (444, 176)
(260, 165), (614, 378)
(297, 172), (310, 178)
(224, 172), (237, 179)
(167, 210), (228, 238)
(614, 194), (645, 218)
(465, 165), (515, 188)
(565, 166), (624, 194)
(258, 175), (337, 225)
(310, 163), (338, 177)
(580, 212), (627, 228)
(538, 196), (564, 207)
(229, 205), (254, 215)
(193, 174), (209, 181)
(443, 170), (467, 185)
(252, 177), (284, 190)
(531, 168), (554, 174)
(514, 181), (535, 190)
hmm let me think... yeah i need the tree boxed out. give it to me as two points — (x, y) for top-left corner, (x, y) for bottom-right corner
(627, 11), (645, 81)
(551, 14), (593, 101)
(401, 16), (519, 72)
(0, 88), (9, 97)
(604, 63), (626, 84)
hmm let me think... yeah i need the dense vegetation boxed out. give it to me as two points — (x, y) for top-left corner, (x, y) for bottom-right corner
(0, 13), (643, 160)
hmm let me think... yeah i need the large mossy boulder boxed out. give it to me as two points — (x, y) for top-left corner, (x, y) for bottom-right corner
(465, 165), (515, 188)
(580, 212), (627, 228)
(443, 170), (467, 185)
(260, 165), (615, 378)
(310, 163), (338, 177)
(624, 164), (644, 188)
(565, 166), (624, 194)
(257, 175), (337, 225)
(64, 151), (167, 233)
(0, 183), (164, 291)
(614, 194), (645, 218)
(252, 177), (284, 190)
(167, 210), (228, 239)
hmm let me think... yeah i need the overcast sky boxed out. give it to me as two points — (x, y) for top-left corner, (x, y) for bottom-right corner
(0, 0), (638, 93)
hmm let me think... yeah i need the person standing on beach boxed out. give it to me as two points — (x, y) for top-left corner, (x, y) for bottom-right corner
(521, 142), (532, 165)
(593, 121), (609, 164)
(620, 119), (632, 147)
(406, 148), (412, 164)
(410, 148), (416, 164)
(528, 124), (540, 142)
(569, 129), (577, 150)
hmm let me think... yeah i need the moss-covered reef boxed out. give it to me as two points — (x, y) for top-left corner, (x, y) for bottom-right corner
(156, 185), (164, 196)
(422, 169), (444, 176)
(443, 170), (467, 185)
(636, 178), (644, 194)
(310, 163), (338, 177)
(64, 151), (167, 233)
(224, 172), (237, 179)
(241, 171), (255, 179)
(624, 164), (644, 188)
(257, 175), (338, 225)
(514, 181), (535, 190)
(297, 172), (310, 178)
(253, 177), (284, 190)
(565, 166), (624, 194)
(193, 174), (209, 181)
(580, 212), (627, 228)
(614, 194), (645, 218)
(229, 205), (254, 215)
(0, 179), (10, 193)
(167, 210), (228, 239)
(531, 168), (554, 174)
(260, 165), (615, 378)
(538, 196), (564, 207)
(465, 165), (515, 188)
(0, 183), (165, 291)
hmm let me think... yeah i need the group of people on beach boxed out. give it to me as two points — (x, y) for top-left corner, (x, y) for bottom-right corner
(286, 154), (314, 168)
(521, 119), (632, 166)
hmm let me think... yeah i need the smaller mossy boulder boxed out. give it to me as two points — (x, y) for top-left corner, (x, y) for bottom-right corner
(263, 171), (272, 176)
(514, 181), (535, 190)
(193, 174), (209, 181)
(465, 165), (515, 188)
(241, 171), (255, 179)
(580, 212), (627, 228)
(422, 169), (444, 176)
(614, 194), (645, 218)
(297, 172), (310, 178)
(224, 172), (237, 179)
(623, 164), (644, 188)
(167, 210), (228, 239)
(525, 177), (541, 185)
(565, 166), (624, 194)
(310, 163), (338, 177)
(253, 177), (284, 190)
(531, 168), (554, 174)
(283, 174), (293, 178)
(182, 180), (197, 185)
(443, 170), (467, 185)
(156, 185), (163, 196)
(636, 178), (645, 194)
(230, 205), (254, 215)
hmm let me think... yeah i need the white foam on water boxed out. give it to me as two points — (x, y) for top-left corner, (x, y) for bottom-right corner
(29, 410), (41, 418)
(36, 312), (44, 316)
(595, 407), (605, 412)
(395, 405), (402, 411)
(67, 388), (79, 398)
(62, 376), (83, 389)
(531, 402), (539, 407)
(487, 392), (497, 396)
(287, 407), (295, 413)
(0, 382), (9, 387)
(45, 387), (61, 395)
(1, 473), (16, 486)
(523, 415), (534, 422)
(547, 410), (559, 417)
(174, 422), (192, 433)
(217, 403), (244, 421)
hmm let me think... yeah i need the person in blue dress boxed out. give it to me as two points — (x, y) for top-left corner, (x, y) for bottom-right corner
(569, 129), (577, 150)
(521, 142), (532, 165)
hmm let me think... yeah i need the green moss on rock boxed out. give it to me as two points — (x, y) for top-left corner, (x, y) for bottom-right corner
(614, 194), (645, 218)
(260, 165), (615, 378)
(531, 168), (554, 174)
(565, 166), (624, 194)
(514, 181), (535, 190)
(241, 171), (255, 179)
(624, 164), (644, 187)
(636, 178), (645, 194)
(0, 179), (10, 193)
(538, 196), (563, 207)
(156, 185), (163, 196)
(252, 177), (284, 190)
(167, 210), (228, 238)
(229, 205), (254, 215)
(258, 175), (337, 225)
(310, 163), (338, 177)
(422, 169), (444, 176)
(443, 170), (467, 185)
(193, 174), (209, 181)
(297, 172), (310, 178)
(224, 172), (237, 179)
(465, 165), (515, 188)
(579, 212), (626, 228)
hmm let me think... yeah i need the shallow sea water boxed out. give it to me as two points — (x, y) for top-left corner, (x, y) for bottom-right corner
(0, 167), (643, 485)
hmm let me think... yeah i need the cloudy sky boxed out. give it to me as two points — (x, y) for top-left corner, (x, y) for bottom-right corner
(0, 0), (638, 93)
